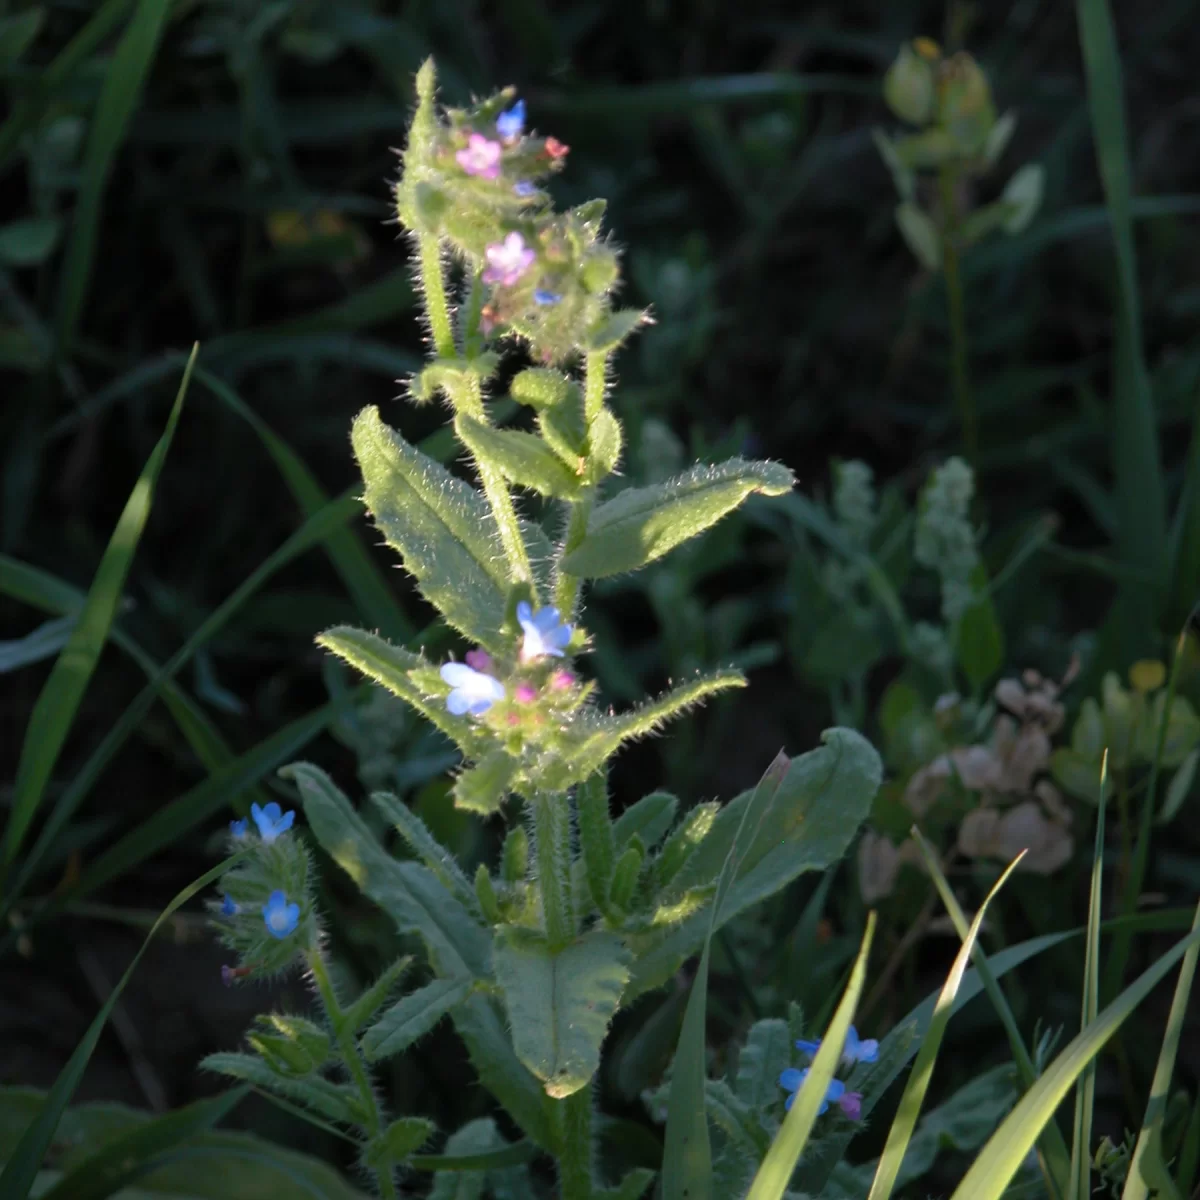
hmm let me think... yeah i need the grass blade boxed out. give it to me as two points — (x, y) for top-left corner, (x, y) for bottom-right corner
(745, 913), (876, 1200)
(1120, 904), (1200, 1200)
(866, 844), (1024, 1200)
(37, 1088), (249, 1200)
(0, 348), (194, 880)
(0, 854), (242, 1199)
(1075, 0), (1168, 646)
(1071, 751), (1109, 1200)
(948, 904), (1200, 1200)
(1167, 418), (1200, 630)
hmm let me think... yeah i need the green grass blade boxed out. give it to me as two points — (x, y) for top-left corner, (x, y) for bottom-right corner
(867, 848), (1024, 1200)
(0, 854), (242, 1199)
(2, 490), (360, 908)
(917, 833), (1070, 1200)
(663, 752), (793, 1200)
(745, 913), (876, 1200)
(1075, 0), (1168, 633)
(193, 366), (411, 641)
(0, 0), (132, 168)
(1120, 903), (1200, 1200)
(1166, 420), (1200, 630)
(0, 348), (194, 880)
(37, 1088), (249, 1200)
(54, 0), (172, 353)
(948, 905), (1200, 1200)
(1071, 751), (1109, 1200)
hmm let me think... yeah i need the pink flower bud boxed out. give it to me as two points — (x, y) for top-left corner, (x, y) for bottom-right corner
(550, 670), (575, 692)
(515, 683), (537, 704)
(465, 648), (493, 672)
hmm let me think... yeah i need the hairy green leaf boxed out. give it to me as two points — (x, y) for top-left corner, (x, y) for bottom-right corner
(456, 414), (582, 498)
(362, 977), (472, 1061)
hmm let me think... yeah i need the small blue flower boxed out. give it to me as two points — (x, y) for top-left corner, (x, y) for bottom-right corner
(517, 601), (572, 660)
(496, 99), (526, 141)
(795, 1024), (879, 1069)
(221, 894), (239, 917)
(533, 288), (562, 306)
(440, 662), (506, 716)
(230, 818), (248, 839)
(779, 1067), (846, 1114)
(513, 180), (537, 197)
(251, 801), (295, 843)
(262, 890), (300, 939)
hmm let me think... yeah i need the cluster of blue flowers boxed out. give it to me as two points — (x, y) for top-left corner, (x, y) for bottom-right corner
(779, 1025), (878, 1120)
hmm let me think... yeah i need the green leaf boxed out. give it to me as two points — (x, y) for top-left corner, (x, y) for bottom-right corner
(510, 367), (575, 410)
(200, 1054), (360, 1126)
(340, 957), (414, 1035)
(628, 729), (882, 997)
(654, 802), (720, 888)
(1166, 418), (1200, 629)
(55, 0), (173, 352)
(456, 414), (582, 498)
(734, 1018), (792, 1111)
(586, 308), (648, 353)
(585, 407), (624, 483)
(367, 1116), (437, 1167)
(492, 929), (631, 1098)
(1052, 747), (1103, 804)
(35, 1089), (247, 1200)
(1000, 164), (1045, 234)
(745, 916), (876, 1200)
(362, 977), (473, 1061)
(0, 9), (45, 63)
(452, 750), (516, 816)
(427, 1119), (503, 1200)
(614, 791), (679, 850)
(561, 458), (795, 578)
(0, 613), (74, 673)
(1, 350), (192, 877)
(0, 215), (62, 266)
(894, 202), (941, 270)
(954, 568), (1004, 692)
(1159, 749), (1198, 825)
(578, 771), (617, 911)
(352, 405), (509, 648)
(0, 854), (239, 1199)
(597, 1169), (657, 1200)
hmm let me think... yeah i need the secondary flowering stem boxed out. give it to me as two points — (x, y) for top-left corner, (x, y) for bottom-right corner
(938, 164), (976, 467)
(556, 1087), (594, 1200)
(417, 232), (456, 359)
(533, 791), (575, 951)
(308, 948), (398, 1200)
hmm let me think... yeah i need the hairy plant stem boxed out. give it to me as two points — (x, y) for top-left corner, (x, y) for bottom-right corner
(308, 948), (398, 1200)
(556, 1087), (594, 1200)
(416, 231), (534, 588)
(532, 791), (575, 951)
(938, 165), (977, 467)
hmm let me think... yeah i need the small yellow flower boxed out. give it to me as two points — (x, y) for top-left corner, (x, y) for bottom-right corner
(913, 36), (941, 60)
(1129, 659), (1166, 693)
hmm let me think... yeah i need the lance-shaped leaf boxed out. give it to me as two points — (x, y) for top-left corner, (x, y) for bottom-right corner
(585, 406), (623, 484)
(735, 1018), (792, 1111)
(456, 414), (582, 499)
(598, 1169), (658, 1200)
(578, 771), (617, 912)
(626, 730), (881, 997)
(561, 458), (795, 579)
(362, 976), (473, 1061)
(615, 791), (679, 850)
(341, 956), (413, 1035)
(493, 928), (631, 1098)
(367, 1116), (437, 1168)
(201, 1053), (361, 1126)
(452, 749), (517, 816)
(317, 625), (486, 752)
(586, 308), (649, 354)
(352, 406), (509, 648)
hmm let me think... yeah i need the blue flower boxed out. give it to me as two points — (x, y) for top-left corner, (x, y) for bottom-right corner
(795, 1024), (879, 1069)
(230, 818), (248, 839)
(262, 890), (300, 939)
(513, 180), (538, 197)
(496, 99), (526, 140)
(517, 601), (571, 660)
(251, 801), (295, 843)
(440, 662), (506, 716)
(779, 1067), (846, 1114)
(534, 288), (562, 306)
(221, 894), (239, 917)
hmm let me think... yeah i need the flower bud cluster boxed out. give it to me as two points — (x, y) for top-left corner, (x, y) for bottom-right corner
(914, 456), (979, 625)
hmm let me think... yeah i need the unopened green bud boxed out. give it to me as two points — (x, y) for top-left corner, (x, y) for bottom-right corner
(475, 863), (504, 924)
(884, 42), (937, 126)
(502, 825), (529, 882)
(511, 367), (574, 410)
(609, 840), (644, 912)
(937, 52), (995, 156)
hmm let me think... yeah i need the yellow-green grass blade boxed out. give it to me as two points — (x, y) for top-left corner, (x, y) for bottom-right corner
(1071, 751), (1109, 1200)
(948, 903), (1200, 1200)
(919, 835), (1070, 1200)
(193, 366), (412, 642)
(0, 853), (244, 1199)
(53, 0), (171, 354)
(0, 349), (194, 882)
(1120, 901), (1200, 1200)
(866, 846), (1024, 1200)
(3, 493), (361, 909)
(745, 912), (876, 1200)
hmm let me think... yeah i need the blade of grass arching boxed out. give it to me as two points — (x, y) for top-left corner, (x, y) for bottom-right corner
(0, 553), (269, 807)
(948, 902), (1200, 1200)
(867, 854), (1024, 1200)
(1121, 902), (1200, 1200)
(917, 832), (1070, 1200)
(3, 491), (362, 910)
(0, 854), (243, 1200)
(0, 0), (133, 168)
(663, 753), (793, 1200)
(0, 350), (194, 885)
(745, 914), (876, 1200)
(193, 366), (411, 642)
(1175, 1086), (1200, 1198)
(1104, 626), (1190, 1003)
(37, 1087), (249, 1200)
(54, 0), (172, 355)
(1166, 418), (1200, 631)
(1076, 0), (1168, 638)
(1071, 752), (1110, 1200)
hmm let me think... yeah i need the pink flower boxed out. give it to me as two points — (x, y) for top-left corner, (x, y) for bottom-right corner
(465, 648), (493, 672)
(483, 232), (536, 287)
(515, 683), (537, 704)
(550, 670), (575, 692)
(456, 133), (502, 179)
